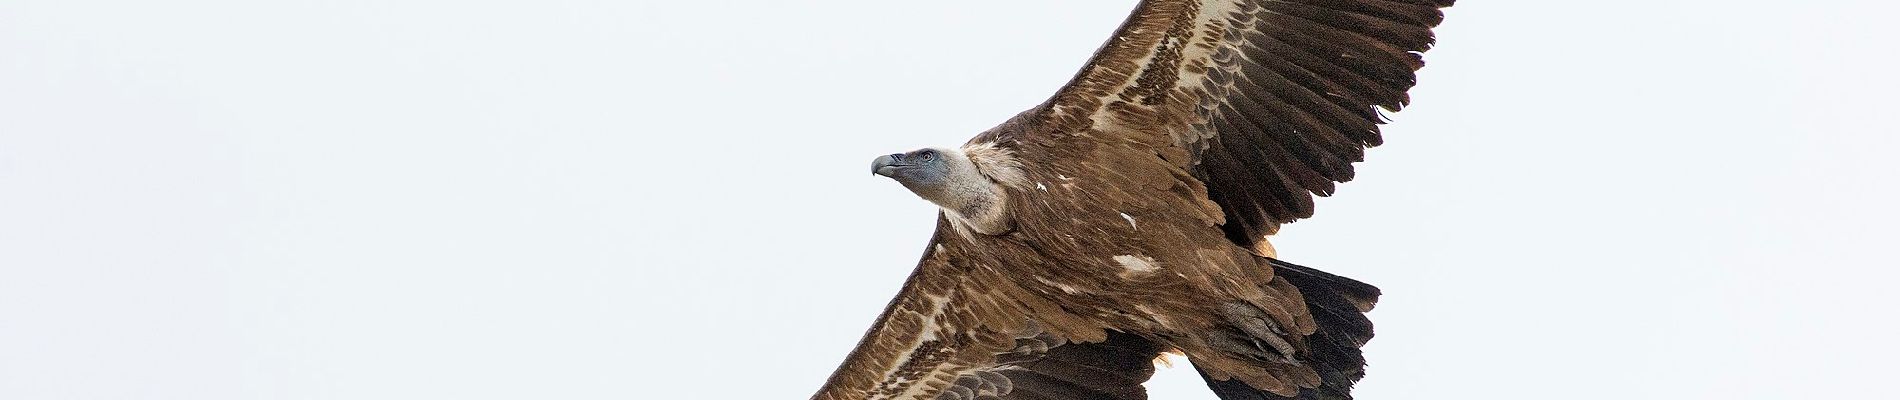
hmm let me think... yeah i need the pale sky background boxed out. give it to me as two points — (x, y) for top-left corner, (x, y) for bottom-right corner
(3, 1), (1898, 399)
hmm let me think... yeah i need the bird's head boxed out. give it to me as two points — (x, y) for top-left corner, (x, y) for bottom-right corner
(870, 147), (956, 193)
(869, 144), (1020, 235)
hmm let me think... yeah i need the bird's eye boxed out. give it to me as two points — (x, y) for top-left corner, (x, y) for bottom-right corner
(916, 150), (937, 161)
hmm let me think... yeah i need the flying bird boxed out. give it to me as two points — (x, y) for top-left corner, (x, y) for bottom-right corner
(816, 1), (1454, 399)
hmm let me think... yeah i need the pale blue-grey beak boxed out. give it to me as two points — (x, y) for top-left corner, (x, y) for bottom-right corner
(871, 154), (902, 177)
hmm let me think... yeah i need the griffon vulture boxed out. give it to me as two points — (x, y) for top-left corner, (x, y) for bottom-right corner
(816, 1), (1455, 399)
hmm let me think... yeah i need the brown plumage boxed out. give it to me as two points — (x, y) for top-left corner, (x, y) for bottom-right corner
(816, 1), (1454, 399)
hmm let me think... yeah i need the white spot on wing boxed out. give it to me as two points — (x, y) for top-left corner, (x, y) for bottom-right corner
(1034, 276), (1081, 294)
(1036, 182), (1047, 191)
(1113, 255), (1159, 273)
(1119, 212), (1138, 230)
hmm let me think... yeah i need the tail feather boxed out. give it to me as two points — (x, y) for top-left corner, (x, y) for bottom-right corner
(1194, 258), (1380, 400)
(1270, 259), (1380, 313)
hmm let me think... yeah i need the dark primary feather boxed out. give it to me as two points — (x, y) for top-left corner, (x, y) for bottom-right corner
(1194, 0), (1454, 247)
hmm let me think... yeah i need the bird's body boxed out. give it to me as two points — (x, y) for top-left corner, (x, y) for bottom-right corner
(820, 1), (1454, 399)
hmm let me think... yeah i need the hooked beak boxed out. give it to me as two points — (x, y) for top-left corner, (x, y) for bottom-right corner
(871, 154), (905, 177)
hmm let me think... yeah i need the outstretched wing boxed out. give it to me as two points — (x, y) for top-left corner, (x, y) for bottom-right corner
(992, 0), (1454, 248)
(811, 221), (1166, 400)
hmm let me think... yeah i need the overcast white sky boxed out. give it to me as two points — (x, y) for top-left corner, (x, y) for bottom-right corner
(4, 1), (1898, 399)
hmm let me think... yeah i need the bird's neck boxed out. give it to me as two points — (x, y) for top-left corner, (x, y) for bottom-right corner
(916, 157), (1013, 235)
